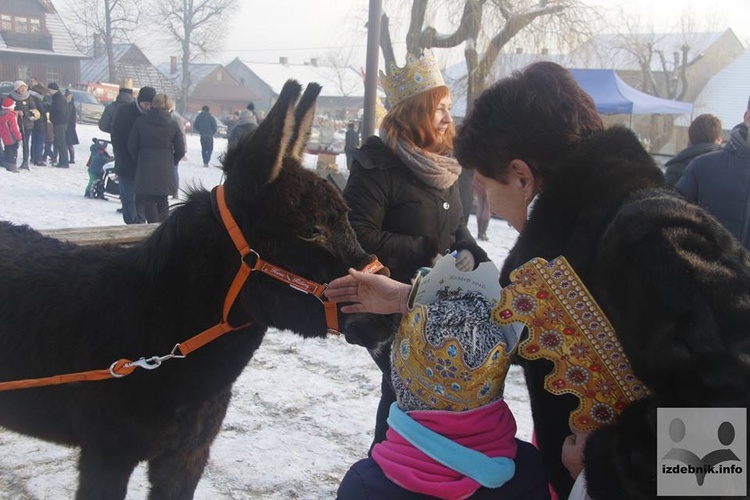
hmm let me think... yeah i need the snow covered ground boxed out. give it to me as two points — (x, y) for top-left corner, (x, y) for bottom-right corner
(0, 123), (527, 499)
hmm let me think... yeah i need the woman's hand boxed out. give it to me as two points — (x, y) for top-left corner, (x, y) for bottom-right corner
(562, 430), (590, 479)
(325, 269), (411, 315)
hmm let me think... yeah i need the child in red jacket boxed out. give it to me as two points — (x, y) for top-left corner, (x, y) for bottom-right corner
(1, 96), (22, 172)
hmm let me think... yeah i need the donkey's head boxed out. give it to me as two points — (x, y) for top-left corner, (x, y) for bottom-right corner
(219, 80), (390, 349)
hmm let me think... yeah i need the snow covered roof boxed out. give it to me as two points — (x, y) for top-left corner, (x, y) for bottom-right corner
(157, 62), (220, 96)
(236, 59), (365, 98)
(567, 31), (733, 72)
(81, 44), (179, 96)
(0, 1), (86, 58)
(676, 49), (750, 129)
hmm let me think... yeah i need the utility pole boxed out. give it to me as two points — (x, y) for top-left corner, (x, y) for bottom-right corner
(361, 0), (382, 139)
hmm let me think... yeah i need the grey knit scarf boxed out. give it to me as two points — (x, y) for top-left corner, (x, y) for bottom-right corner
(396, 139), (461, 190)
(9, 89), (30, 102)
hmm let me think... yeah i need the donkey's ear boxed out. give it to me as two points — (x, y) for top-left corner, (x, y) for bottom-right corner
(285, 83), (322, 162)
(225, 79), (301, 187)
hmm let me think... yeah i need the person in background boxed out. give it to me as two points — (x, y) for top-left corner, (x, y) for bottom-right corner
(246, 101), (259, 124)
(8, 80), (38, 170)
(458, 168), (475, 231)
(111, 86), (155, 224)
(127, 93), (185, 223)
(98, 78), (135, 134)
(675, 98), (750, 249)
(170, 106), (187, 198)
(0, 96), (22, 172)
(327, 61), (750, 499)
(192, 104), (217, 168)
(473, 175), (491, 241)
(227, 109), (258, 151)
(337, 286), (549, 500)
(47, 82), (69, 168)
(29, 83), (48, 166)
(343, 50), (485, 451)
(65, 90), (79, 164)
(344, 121), (359, 169)
(663, 113), (723, 189)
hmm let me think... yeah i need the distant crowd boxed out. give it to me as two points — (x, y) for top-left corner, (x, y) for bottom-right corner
(1, 77), (79, 172)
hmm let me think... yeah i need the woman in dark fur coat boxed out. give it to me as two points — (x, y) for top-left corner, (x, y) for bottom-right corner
(327, 61), (750, 499)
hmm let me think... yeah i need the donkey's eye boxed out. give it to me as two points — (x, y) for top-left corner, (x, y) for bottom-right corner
(297, 225), (328, 243)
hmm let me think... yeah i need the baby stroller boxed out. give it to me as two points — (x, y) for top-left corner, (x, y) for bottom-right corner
(85, 138), (119, 200)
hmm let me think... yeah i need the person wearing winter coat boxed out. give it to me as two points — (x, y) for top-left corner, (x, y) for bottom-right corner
(8, 80), (38, 170)
(29, 83), (48, 166)
(227, 109), (258, 150)
(127, 93), (185, 223)
(47, 82), (69, 168)
(343, 51), (486, 451)
(111, 86), (155, 224)
(663, 113), (723, 189)
(191, 105), (217, 167)
(65, 90), (80, 164)
(326, 62), (750, 499)
(0, 97), (22, 172)
(675, 100), (750, 249)
(98, 79), (135, 134)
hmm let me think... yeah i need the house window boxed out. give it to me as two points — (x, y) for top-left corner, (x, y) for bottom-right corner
(46, 68), (60, 85)
(17, 65), (30, 80)
(29, 18), (40, 34)
(16, 17), (28, 33)
(1, 15), (11, 31)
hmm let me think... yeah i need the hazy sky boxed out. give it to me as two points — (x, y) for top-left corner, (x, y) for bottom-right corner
(55, 0), (750, 67)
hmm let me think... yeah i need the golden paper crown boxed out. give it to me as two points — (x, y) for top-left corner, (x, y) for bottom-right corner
(392, 300), (516, 412)
(493, 257), (651, 432)
(380, 51), (446, 107)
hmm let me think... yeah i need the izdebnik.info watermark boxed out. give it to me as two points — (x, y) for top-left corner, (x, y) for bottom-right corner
(657, 408), (746, 496)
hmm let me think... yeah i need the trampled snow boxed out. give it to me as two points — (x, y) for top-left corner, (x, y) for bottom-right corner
(0, 123), (528, 499)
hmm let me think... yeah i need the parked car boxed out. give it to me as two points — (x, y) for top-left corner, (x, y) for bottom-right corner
(0, 81), (13, 98)
(69, 89), (105, 124)
(171, 110), (191, 134)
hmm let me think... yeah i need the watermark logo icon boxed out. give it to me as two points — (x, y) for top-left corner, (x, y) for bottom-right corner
(657, 408), (746, 496)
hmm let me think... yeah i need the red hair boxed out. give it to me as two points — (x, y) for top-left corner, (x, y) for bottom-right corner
(380, 86), (454, 155)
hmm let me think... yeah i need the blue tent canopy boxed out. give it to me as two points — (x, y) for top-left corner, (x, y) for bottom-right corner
(569, 69), (693, 115)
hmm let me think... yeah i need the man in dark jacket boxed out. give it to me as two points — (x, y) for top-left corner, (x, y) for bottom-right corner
(663, 113), (723, 188)
(111, 86), (155, 224)
(676, 97), (750, 249)
(227, 109), (257, 150)
(344, 122), (359, 168)
(47, 82), (69, 168)
(29, 83), (47, 166)
(98, 78), (135, 134)
(192, 105), (217, 168)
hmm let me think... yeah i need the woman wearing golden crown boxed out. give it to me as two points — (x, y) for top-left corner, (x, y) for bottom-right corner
(329, 61), (750, 499)
(343, 51), (487, 450)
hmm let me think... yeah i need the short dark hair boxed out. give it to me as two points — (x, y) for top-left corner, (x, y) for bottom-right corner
(247, 102), (255, 112)
(202, 105), (209, 112)
(455, 61), (603, 182)
(688, 114), (722, 145)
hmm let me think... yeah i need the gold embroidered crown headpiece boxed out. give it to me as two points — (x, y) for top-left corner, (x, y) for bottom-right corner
(493, 257), (652, 432)
(392, 292), (518, 412)
(380, 51), (446, 107)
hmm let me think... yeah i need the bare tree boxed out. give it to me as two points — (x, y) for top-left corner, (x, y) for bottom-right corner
(156, 0), (237, 112)
(380, 0), (596, 110)
(66, 0), (142, 83)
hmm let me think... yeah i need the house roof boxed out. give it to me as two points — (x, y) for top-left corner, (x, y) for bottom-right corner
(81, 44), (180, 96)
(157, 62), (261, 103)
(232, 58), (365, 98)
(677, 49), (750, 129)
(566, 30), (733, 72)
(0, 1), (86, 58)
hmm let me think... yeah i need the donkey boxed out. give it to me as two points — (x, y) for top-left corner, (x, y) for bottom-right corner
(0, 81), (390, 499)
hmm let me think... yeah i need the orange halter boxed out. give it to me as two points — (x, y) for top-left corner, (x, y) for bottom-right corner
(0, 184), (383, 391)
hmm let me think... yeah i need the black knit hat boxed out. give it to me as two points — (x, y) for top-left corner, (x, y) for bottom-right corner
(137, 86), (156, 103)
(47, 82), (59, 91)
